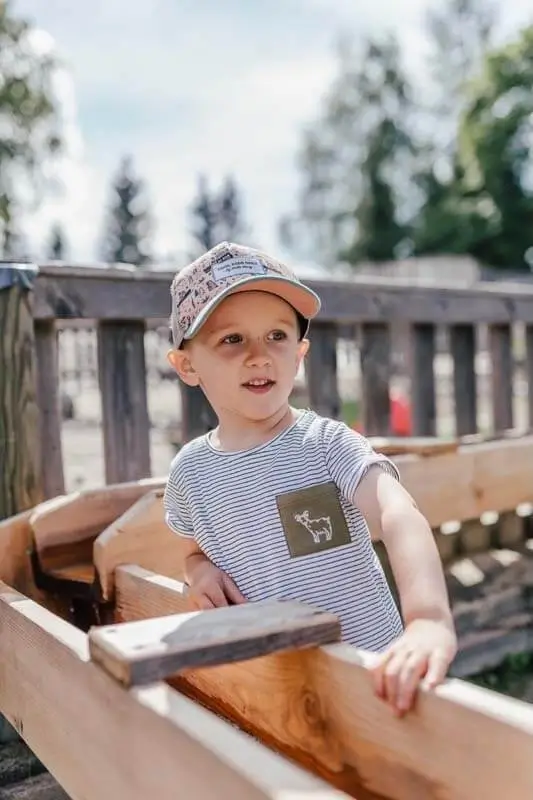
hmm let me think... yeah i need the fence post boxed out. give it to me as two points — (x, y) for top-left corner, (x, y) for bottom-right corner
(0, 262), (42, 743)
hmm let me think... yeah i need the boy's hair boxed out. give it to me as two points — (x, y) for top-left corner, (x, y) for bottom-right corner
(169, 241), (321, 349)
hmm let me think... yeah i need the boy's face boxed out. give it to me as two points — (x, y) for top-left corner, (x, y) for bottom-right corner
(168, 291), (309, 424)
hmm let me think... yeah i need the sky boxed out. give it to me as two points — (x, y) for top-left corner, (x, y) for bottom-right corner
(10, 0), (533, 273)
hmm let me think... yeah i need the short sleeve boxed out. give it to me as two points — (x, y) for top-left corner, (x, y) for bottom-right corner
(163, 459), (195, 538)
(323, 420), (400, 501)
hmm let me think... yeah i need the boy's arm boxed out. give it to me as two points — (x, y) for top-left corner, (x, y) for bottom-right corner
(353, 465), (457, 713)
(176, 535), (246, 609)
(354, 465), (454, 632)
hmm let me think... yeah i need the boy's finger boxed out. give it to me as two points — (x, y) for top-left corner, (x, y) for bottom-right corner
(222, 575), (247, 604)
(421, 650), (449, 689)
(396, 656), (428, 713)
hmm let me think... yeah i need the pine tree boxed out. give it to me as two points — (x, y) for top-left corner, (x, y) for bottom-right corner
(100, 156), (152, 267)
(188, 173), (248, 256)
(47, 223), (67, 261)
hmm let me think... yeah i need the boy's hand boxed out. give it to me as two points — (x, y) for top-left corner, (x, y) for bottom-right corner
(186, 555), (247, 610)
(370, 619), (457, 716)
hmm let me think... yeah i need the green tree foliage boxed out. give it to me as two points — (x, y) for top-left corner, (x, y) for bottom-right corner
(281, 35), (416, 268)
(100, 155), (152, 267)
(284, 0), (533, 273)
(455, 25), (533, 269)
(189, 173), (248, 256)
(0, 1), (62, 256)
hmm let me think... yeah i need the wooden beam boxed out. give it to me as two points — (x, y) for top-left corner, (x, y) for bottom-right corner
(0, 265), (43, 521)
(0, 581), (350, 800)
(394, 434), (533, 528)
(114, 564), (533, 800)
(29, 477), (166, 558)
(33, 264), (533, 324)
(93, 489), (185, 600)
(89, 599), (341, 687)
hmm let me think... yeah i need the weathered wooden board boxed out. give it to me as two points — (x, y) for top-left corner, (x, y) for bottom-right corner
(114, 564), (533, 800)
(93, 489), (185, 600)
(0, 581), (350, 800)
(89, 599), (341, 687)
(30, 477), (166, 555)
(32, 265), (533, 324)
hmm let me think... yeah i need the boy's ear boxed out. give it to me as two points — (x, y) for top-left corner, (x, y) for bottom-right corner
(297, 337), (310, 365)
(167, 348), (200, 387)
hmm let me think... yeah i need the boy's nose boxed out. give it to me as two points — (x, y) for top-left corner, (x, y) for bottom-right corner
(246, 342), (272, 366)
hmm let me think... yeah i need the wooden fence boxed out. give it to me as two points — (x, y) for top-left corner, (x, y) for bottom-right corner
(3, 263), (533, 507)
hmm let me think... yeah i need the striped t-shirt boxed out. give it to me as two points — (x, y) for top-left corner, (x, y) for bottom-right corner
(163, 409), (404, 652)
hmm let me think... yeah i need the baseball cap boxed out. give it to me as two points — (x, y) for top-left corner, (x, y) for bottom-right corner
(170, 241), (321, 348)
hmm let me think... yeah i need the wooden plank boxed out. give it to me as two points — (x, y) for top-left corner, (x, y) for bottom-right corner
(410, 323), (436, 436)
(450, 324), (478, 435)
(0, 581), (350, 800)
(29, 477), (165, 556)
(179, 383), (218, 443)
(115, 565), (533, 800)
(97, 320), (151, 484)
(34, 320), (65, 499)
(395, 435), (533, 528)
(306, 324), (341, 419)
(359, 323), (391, 435)
(489, 324), (514, 432)
(368, 436), (458, 457)
(526, 325), (533, 429)
(89, 600), (342, 687)
(0, 273), (43, 521)
(93, 489), (185, 601)
(32, 265), (533, 324)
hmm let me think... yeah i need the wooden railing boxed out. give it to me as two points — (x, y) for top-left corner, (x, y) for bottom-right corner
(3, 263), (533, 507)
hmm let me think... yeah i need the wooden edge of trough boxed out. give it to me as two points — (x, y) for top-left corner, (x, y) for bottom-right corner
(106, 563), (533, 800)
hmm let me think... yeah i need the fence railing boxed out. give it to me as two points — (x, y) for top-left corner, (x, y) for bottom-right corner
(4, 263), (533, 503)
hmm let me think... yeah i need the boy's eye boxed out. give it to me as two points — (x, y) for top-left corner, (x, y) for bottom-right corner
(221, 333), (242, 345)
(269, 330), (287, 341)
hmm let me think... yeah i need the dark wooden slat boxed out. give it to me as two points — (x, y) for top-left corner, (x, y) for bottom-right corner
(33, 267), (533, 324)
(0, 279), (43, 520)
(359, 323), (391, 435)
(526, 325), (533, 429)
(306, 323), (341, 419)
(410, 323), (437, 436)
(450, 324), (478, 436)
(179, 384), (217, 443)
(489, 324), (514, 432)
(88, 599), (341, 687)
(34, 321), (65, 499)
(97, 321), (151, 484)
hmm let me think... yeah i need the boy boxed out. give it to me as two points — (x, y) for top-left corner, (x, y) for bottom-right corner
(163, 241), (457, 716)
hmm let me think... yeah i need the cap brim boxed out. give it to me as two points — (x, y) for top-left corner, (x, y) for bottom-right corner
(183, 275), (321, 341)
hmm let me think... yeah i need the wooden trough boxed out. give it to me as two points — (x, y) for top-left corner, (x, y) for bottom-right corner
(1, 434), (533, 800)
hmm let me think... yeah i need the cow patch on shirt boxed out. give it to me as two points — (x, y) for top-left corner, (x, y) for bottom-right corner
(276, 481), (351, 558)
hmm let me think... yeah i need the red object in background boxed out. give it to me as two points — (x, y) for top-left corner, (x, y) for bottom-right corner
(390, 394), (412, 436)
(351, 392), (412, 436)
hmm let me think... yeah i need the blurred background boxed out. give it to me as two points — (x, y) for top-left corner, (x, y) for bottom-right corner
(2, 0), (533, 489)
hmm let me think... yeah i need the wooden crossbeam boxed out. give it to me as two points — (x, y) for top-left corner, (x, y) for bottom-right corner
(89, 599), (342, 687)
(29, 477), (166, 558)
(114, 564), (533, 800)
(0, 581), (350, 800)
(394, 434), (533, 528)
(93, 489), (185, 601)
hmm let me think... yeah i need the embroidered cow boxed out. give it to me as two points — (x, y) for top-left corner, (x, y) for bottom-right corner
(294, 509), (333, 544)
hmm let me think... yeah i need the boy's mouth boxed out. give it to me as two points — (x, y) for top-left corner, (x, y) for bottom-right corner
(242, 378), (275, 394)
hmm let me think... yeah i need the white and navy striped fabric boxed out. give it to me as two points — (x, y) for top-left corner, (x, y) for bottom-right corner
(163, 409), (404, 652)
